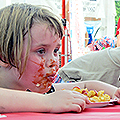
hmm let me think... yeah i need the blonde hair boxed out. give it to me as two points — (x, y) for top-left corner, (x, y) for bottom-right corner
(0, 3), (63, 76)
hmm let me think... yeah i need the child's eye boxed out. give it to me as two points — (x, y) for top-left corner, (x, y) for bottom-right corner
(54, 48), (59, 53)
(37, 48), (45, 54)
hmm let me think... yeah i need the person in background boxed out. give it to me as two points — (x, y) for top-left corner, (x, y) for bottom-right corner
(58, 47), (120, 88)
(115, 17), (120, 47)
(0, 3), (120, 114)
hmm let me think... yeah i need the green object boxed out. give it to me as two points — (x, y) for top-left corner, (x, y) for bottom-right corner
(102, 47), (105, 50)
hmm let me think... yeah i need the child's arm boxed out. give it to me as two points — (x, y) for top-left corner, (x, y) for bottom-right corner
(0, 87), (89, 113)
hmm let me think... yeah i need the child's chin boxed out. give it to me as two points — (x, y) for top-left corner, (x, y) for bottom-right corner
(33, 84), (52, 94)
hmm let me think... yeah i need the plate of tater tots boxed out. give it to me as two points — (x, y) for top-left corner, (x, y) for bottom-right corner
(71, 86), (117, 108)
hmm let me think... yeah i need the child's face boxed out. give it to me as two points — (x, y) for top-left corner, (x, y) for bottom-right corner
(19, 23), (61, 93)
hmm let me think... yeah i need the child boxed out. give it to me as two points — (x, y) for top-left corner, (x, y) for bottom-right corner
(0, 3), (119, 113)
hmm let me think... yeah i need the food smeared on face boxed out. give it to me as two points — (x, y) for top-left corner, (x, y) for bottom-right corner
(53, 39), (57, 43)
(31, 57), (59, 92)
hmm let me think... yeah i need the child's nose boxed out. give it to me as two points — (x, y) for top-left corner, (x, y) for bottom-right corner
(46, 58), (57, 68)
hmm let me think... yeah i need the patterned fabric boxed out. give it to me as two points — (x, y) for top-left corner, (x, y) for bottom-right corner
(54, 74), (72, 83)
(54, 74), (63, 83)
(87, 36), (117, 51)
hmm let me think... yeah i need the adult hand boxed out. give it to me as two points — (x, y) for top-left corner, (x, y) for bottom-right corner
(112, 87), (120, 104)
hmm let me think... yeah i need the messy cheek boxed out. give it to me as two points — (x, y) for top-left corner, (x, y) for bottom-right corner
(31, 59), (47, 89)
(31, 58), (59, 93)
(50, 58), (59, 72)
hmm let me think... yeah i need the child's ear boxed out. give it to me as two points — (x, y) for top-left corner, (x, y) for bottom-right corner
(0, 60), (9, 67)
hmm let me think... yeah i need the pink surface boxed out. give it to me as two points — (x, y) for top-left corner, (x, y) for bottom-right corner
(2, 105), (120, 120)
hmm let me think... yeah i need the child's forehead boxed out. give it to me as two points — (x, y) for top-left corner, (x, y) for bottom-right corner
(24, 23), (60, 47)
(31, 23), (57, 39)
(23, 23), (60, 49)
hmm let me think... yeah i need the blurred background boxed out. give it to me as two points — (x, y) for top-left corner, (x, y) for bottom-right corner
(0, 0), (120, 66)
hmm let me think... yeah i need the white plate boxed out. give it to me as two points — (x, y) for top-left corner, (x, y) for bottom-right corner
(86, 99), (117, 108)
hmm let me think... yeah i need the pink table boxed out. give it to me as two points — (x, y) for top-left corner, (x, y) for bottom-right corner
(1, 105), (120, 120)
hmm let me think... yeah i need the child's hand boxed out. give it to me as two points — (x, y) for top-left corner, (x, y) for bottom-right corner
(44, 90), (90, 113)
(112, 87), (120, 104)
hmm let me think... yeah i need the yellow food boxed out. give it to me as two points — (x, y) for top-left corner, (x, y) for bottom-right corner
(72, 86), (110, 103)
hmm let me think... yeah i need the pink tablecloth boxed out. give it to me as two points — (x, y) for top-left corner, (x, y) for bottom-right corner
(1, 105), (120, 120)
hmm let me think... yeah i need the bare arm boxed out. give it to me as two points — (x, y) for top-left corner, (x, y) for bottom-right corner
(0, 88), (47, 113)
(54, 82), (84, 91)
(0, 87), (89, 113)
